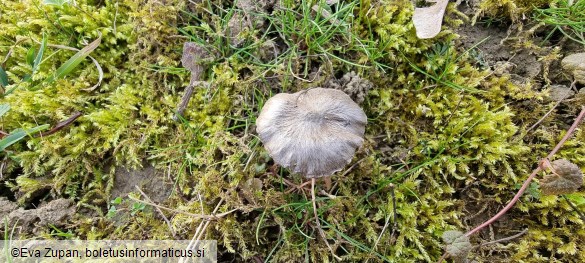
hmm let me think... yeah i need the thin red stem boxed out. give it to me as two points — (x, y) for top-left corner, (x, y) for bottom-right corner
(465, 168), (540, 237)
(464, 107), (585, 237)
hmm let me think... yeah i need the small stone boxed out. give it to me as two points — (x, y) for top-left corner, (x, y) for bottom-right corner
(561, 53), (585, 84)
(548, 85), (574, 101)
(0, 197), (18, 220)
(493, 61), (516, 76)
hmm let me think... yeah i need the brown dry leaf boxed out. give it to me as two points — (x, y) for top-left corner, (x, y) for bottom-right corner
(413, 0), (450, 39)
(540, 159), (583, 195)
(181, 42), (213, 85)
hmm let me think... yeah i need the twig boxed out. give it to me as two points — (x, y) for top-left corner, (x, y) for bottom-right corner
(464, 106), (585, 238)
(339, 157), (367, 178)
(37, 111), (82, 137)
(525, 80), (577, 134)
(389, 183), (398, 243)
(179, 198), (225, 263)
(312, 178), (341, 261)
(367, 183), (397, 263)
(135, 186), (176, 238)
(2, 38), (26, 67)
(440, 107), (585, 262)
(127, 195), (236, 220)
(173, 84), (194, 121)
(474, 228), (528, 248)
(437, 252), (448, 263)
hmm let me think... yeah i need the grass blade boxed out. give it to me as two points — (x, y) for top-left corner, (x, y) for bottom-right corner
(43, 0), (70, 6)
(26, 47), (35, 66)
(0, 124), (50, 151)
(0, 66), (8, 88)
(32, 33), (47, 76)
(0, 104), (9, 117)
(39, 33), (102, 88)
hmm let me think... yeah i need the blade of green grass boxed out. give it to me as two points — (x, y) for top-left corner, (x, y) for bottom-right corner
(0, 104), (9, 117)
(321, 220), (391, 262)
(43, 0), (70, 6)
(26, 47), (35, 66)
(32, 33), (47, 76)
(33, 33), (102, 90)
(0, 67), (8, 88)
(0, 124), (50, 151)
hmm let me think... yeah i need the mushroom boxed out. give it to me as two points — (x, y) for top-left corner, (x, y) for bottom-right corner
(256, 88), (367, 178)
(256, 87), (367, 258)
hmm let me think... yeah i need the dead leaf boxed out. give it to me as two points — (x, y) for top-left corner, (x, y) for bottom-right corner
(181, 42), (213, 85)
(413, 0), (450, 39)
(540, 159), (583, 195)
(442, 230), (472, 262)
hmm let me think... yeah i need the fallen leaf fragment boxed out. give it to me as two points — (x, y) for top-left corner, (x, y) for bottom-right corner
(540, 159), (583, 195)
(413, 0), (450, 39)
(181, 42), (213, 85)
(175, 42), (214, 120)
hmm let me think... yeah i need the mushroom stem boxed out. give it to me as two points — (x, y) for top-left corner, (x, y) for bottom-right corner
(311, 178), (341, 260)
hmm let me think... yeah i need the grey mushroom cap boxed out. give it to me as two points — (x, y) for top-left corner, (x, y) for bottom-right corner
(256, 88), (367, 178)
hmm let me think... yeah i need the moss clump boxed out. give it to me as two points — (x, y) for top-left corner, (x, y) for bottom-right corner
(474, 0), (551, 22)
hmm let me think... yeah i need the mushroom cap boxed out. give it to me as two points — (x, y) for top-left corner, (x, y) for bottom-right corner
(256, 88), (367, 178)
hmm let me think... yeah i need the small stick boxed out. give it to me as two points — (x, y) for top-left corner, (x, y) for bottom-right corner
(437, 252), (448, 263)
(312, 178), (341, 261)
(173, 84), (194, 121)
(439, 107), (585, 263)
(127, 195), (236, 220)
(389, 183), (398, 243)
(474, 228), (528, 248)
(179, 198), (225, 263)
(135, 186), (176, 238)
(37, 111), (82, 137)
(525, 80), (577, 134)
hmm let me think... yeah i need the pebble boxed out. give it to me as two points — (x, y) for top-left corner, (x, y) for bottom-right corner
(561, 53), (585, 84)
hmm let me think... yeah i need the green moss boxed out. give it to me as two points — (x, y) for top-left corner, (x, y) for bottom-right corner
(475, 0), (551, 22)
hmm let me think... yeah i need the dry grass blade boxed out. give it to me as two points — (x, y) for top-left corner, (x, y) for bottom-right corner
(179, 198), (225, 263)
(0, 124), (50, 151)
(135, 186), (177, 238)
(33, 33), (102, 90)
(37, 111), (82, 137)
(312, 178), (341, 261)
(127, 194), (237, 220)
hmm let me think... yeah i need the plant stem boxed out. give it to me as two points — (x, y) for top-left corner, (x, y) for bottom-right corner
(37, 111), (82, 137)
(465, 106), (585, 237)
(173, 84), (194, 121)
(311, 177), (341, 261)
